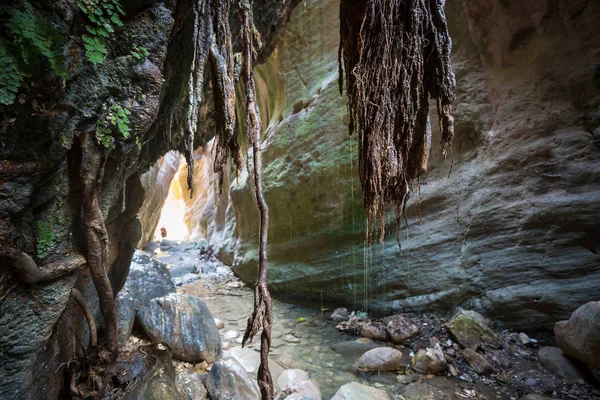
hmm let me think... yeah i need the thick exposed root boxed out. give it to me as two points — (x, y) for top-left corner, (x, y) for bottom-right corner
(71, 288), (98, 348)
(0, 245), (85, 284)
(238, 1), (274, 399)
(79, 132), (118, 357)
(339, 0), (456, 244)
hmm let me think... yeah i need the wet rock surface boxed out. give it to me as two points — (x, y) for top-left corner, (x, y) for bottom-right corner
(137, 293), (222, 363)
(355, 347), (404, 373)
(277, 369), (321, 399)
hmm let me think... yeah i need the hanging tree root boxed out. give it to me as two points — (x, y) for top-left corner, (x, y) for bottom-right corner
(338, 0), (456, 245)
(70, 288), (98, 348)
(238, 1), (274, 399)
(79, 132), (118, 357)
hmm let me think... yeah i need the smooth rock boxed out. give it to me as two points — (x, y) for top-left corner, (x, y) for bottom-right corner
(519, 332), (531, 345)
(224, 347), (285, 390)
(137, 293), (221, 363)
(214, 318), (224, 330)
(396, 374), (418, 384)
(537, 346), (584, 383)
(176, 372), (208, 400)
(399, 382), (448, 400)
(330, 338), (381, 357)
(116, 250), (176, 345)
(330, 308), (350, 322)
(383, 315), (419, 344)
(123, 343), (180, 400)
(356, 347), (404, 372)
(278, 369), (321, 399)
(205, 358), (260, 400)
(446, 310), (502, 350)
(555, 301), (600, 369)
(462, 348), (494, 376)
(330, 382), (391, 400)
(412, 343), (447, 374)
(223, 330), (239, 340)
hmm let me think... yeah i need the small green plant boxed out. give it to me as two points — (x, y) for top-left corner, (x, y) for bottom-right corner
(130, 43), (148, 61)
(78, 0), (125, 64)
(96, 104), (131, 147)
(36, 220), (55, 259)
(0, 3), (67, 105)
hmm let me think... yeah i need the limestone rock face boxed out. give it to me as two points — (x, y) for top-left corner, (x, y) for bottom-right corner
(137, 294), (222, 363)
(215, 0), (600, 331)
(555, 301), (600, 369)
(115, 250), (176, 345)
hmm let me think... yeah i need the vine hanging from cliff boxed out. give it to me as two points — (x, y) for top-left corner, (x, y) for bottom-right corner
(237, 1), (274, 399)
(338, 0), (456, 244)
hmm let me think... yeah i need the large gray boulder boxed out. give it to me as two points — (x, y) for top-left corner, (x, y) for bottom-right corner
(446, 310), (501, 350)
(555, 301), (600, 369)
(116, 250), (176, 345)
(537, 346), (584, 384)
(122, 343), (180, 400)
(205, 358), (260, 400)
(138, 293), (221, 363)
(277, 369), (321, 400)
(176, 372), (208, 400)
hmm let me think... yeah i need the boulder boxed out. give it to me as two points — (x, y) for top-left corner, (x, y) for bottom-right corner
(537, 346), (584, 383)
(224, 347), (285, 390)
(330, 308), (350, 322)
(462, 348), (494, 376)
(383, 315), (419, 344)
(359, 321), (389, 341)
(176, 372), (208, 400)
(555, 301), (600, 369)
(330, 382), (391, 400)
(116, 250), (176, 345)
(137, 293), (221, 363)
(446, 310), (502, 350)
(277, 369), (321, 400)
(122, 343), (180, 400)
(355, 347), (404, 372)
(412, 343), (448, 374)
(205, 358), (260, 400)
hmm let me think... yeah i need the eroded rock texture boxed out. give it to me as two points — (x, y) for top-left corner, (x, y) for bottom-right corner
(0, 0), (297, 398)
(146, 0), (600, 330)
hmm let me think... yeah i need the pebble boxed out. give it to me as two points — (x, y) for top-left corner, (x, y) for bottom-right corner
(284, 334), (301, 343)
(525, 377), (536, 386)
(519, 332), (531, 345)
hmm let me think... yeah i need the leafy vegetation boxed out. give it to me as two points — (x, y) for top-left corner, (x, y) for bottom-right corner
(130, 43), (148, 61)
(36, 220), (55, 259)
(0, 3), (67, 105)
(96, 104), (131, 147)
(78, 0), (125, 64)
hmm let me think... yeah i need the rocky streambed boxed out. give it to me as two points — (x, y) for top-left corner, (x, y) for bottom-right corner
(116, 241), (600, 399)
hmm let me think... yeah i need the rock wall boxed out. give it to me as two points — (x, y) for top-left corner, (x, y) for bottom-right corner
(0, 0), (296, 398)
(213, 0), (600, 330)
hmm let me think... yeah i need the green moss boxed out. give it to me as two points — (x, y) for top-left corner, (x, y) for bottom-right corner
(36, 220), (55, 259)
(96, 103), (131, 147)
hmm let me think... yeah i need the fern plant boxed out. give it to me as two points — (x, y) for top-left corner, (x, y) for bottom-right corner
(130, 43), (148, 61)
(78, 0), (125, 64)
(96, 104), (131, 147)
(0, 3), (67, 105)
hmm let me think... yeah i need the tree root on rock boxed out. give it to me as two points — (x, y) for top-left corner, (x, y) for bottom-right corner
(70, 288), (98, 348)
(0, 245), (85, 284)
(79, 132), (118, 357)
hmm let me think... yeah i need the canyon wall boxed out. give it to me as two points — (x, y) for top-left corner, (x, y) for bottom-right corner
(164, 0), (600, 330)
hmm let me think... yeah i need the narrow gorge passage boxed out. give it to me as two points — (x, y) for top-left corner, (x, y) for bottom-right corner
(0, 0), (599, 399)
